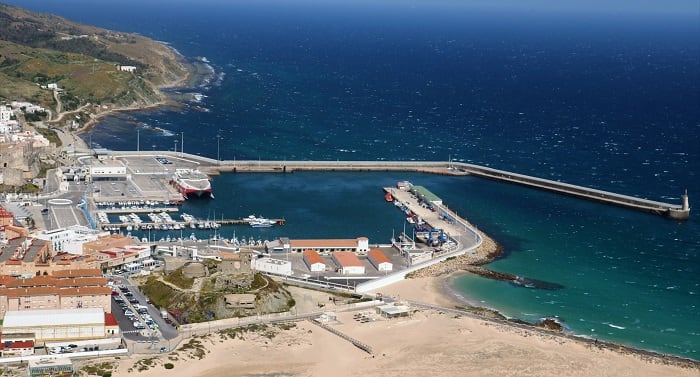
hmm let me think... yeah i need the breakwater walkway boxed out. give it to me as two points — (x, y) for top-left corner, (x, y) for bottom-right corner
(109, 151), (690, 220)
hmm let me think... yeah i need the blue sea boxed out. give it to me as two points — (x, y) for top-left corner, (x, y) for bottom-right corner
(10, 0), (699, 359)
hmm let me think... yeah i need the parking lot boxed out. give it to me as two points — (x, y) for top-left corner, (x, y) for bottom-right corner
(108, 277), (179, 342)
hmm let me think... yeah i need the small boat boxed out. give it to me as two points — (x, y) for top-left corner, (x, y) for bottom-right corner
(385, 192), (393, 202)
(249, 218), (275, 228)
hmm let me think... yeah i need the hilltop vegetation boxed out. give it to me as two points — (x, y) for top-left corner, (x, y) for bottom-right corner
(0, 3), (189, 110)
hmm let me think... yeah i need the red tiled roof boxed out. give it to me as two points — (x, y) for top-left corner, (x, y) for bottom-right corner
(2, 286), (111, 297)
(0, 340), (34, 350)
(369, 249), (391, 264)
(0, 275), (15, 286)
(54, 277), (107, 287)
(302, 250), (325, 265)
(105, 313), (118, 326)
(332, 251), (363, 267)
(5, 275), (55, 288)
(51, 269), (103, 278)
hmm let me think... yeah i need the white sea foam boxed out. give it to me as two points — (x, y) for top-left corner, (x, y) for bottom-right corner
(607, 323), (626, 330)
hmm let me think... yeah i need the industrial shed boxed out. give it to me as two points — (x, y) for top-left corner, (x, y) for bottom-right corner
(2, 308), (106, 342)
(368, 249), (393, 272)
(303, 250), (326, 272)
(332, 252), (365, 275)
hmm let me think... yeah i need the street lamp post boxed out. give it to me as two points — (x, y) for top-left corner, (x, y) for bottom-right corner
(174, 139), (178, 154)
(217, 133), (221, 165)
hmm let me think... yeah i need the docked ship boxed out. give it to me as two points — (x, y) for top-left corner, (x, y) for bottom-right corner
(245, 215), (278, 228)
(171, 169), (213, 199)
(250, 219), (275, 228)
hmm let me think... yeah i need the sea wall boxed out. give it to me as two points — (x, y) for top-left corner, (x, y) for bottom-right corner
(407, 229), (502, 278)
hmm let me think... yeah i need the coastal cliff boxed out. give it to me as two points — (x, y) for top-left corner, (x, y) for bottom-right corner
(0, 3), (191, 111)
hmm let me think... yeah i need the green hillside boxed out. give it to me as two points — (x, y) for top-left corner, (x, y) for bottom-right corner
(0, 3), (189, 110)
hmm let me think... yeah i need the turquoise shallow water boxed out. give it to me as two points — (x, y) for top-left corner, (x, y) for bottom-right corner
(8, 0), (700, 359)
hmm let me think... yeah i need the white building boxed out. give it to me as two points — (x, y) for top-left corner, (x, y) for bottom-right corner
(2, 308), (107, 342)
(368, 249), (393, 272)
(119, 65), (137, 73)
(0, 105), (12, 122)
(88, 159), (127, 181)
(286, 237), (369, 254)
(302, 250), (326, 272)
(251, 257), (292, 276)
(332, 251), (365, 275)
(376, 304), (410, 319)
(47, 83), (59, 90)
(10, 101), (45, 114)
(36, 225), (101, 253)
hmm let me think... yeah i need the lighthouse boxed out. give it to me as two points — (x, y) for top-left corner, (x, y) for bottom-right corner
(682, 189), (690, 211)
(668, 189), (691, 220)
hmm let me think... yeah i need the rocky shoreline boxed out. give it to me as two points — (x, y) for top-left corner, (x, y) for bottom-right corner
(72, 45), (212, 140)
(408, 227), (503, 279)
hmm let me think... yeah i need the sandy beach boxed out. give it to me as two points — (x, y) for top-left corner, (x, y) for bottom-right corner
(94, 276), (698, 377)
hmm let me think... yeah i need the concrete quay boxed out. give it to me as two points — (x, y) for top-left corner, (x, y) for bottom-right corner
(106, 151), (690, 220)
(354, 185), (484, 293)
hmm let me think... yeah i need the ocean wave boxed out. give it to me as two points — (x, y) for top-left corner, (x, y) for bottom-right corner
(192, 93), (207, 102)
(159, 129), (175, 137)
(212, 72), (226, 87)
(607, 323), (626, 330)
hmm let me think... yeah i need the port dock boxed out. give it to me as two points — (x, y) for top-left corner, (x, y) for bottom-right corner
(104, 151), (690, 220)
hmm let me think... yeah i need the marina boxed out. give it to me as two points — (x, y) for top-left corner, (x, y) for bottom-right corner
(95, 214), (285, 231)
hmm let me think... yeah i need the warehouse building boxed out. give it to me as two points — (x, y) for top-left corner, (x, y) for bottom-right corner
(302, 250), (326, 272)
(283, 237), (369, 254)
(368, 249), (393, 272)
(2, 308), (107, 342)
(332, 252), (365, 275)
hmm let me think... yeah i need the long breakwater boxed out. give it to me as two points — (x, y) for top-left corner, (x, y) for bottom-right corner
(108, 151), (691, 220)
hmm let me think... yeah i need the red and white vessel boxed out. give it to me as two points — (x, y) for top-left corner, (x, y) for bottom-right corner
(171, 169), (213, 199)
